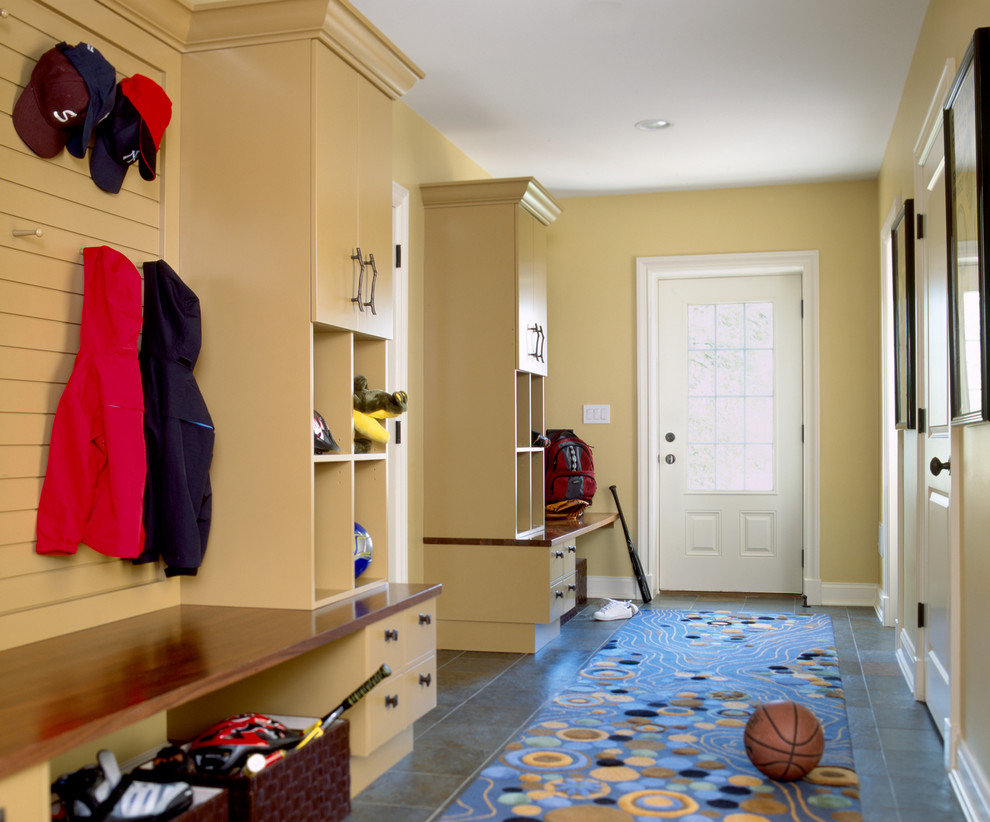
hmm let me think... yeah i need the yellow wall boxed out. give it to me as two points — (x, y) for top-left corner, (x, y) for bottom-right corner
(876, 0), (990, 783)
(392, 107), (883, 592)
(391, 102), (490, 581)
(544, 182), (881, 585)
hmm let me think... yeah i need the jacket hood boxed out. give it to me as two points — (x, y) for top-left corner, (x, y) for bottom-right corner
(80, 246), (143, 355)
(141, 259), (202, 368)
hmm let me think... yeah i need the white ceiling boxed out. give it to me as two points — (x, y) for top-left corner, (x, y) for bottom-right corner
(350, 0), (930, 198)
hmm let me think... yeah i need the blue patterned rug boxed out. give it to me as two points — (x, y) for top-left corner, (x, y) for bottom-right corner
(440, 609), (860, 822)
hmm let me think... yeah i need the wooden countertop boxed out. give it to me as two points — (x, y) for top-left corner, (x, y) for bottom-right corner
(0, 582), (441, 781)
(423, 511), (618, 547)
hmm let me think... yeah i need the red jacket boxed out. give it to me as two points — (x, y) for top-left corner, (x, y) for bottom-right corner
(36, 246), (146, 558)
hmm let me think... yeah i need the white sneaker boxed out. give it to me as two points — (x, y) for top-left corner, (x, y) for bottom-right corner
(592, 598), (640, 621)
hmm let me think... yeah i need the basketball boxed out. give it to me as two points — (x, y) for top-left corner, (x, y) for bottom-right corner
(744, 700), (824, 781)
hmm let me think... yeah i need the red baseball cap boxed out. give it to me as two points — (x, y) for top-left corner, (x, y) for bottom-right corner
(13, 47), (90, 158)
(120, 74), (172, 181)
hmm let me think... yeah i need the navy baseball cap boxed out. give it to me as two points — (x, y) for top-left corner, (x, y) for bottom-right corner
(57, 42), (116, 159)
(90, 76), (171, 193)
(12, 46), (90, 158)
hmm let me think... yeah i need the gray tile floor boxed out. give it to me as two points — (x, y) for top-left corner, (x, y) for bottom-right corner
(347, 593), (969, 822)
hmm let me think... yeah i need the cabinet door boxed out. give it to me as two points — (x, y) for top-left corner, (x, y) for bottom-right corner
(313, 47), (393, 338)
(314, 45), (360, 331)
(354, 80), (393, 339)
(516, 207), (548, 375)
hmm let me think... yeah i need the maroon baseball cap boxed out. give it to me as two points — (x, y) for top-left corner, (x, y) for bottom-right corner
(13, 46), (90, 158)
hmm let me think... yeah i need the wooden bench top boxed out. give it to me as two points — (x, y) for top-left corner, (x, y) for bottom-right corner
(0, 582), (441, 781)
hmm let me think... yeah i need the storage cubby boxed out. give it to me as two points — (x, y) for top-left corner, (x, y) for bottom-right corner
(314, 461), (353, 603)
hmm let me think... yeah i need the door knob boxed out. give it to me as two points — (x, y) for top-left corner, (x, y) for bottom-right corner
(664, 454), (675, 465)
(930, 456), (950, 476)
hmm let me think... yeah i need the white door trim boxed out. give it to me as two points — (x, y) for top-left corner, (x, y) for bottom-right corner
(880, 196), (904, 628)
(636, 250), (821, 602)
(389, 182), (410, 583)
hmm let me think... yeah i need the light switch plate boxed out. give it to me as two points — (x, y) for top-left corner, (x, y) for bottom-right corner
(583, 404), (610, 424)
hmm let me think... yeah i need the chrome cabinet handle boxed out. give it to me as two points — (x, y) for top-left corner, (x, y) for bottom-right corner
(555, 590), (564, 599)
(537, 324), (545, 362)
(385, 694), (399, 708)
(419, 673), (432, 686)
(384, 628), (399, 641)
(363, 252), (378, 315)
(554, 550), (564, 559)
(351, 248), (365, 312)
(418, 613), (432, 625)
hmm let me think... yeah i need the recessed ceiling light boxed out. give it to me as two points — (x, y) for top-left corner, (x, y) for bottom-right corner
(635, 119), (672, 131)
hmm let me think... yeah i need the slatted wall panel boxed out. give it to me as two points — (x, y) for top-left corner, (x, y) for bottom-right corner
(0, 0), (182, 647)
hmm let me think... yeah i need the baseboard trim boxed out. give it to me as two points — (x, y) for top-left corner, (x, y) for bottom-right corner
(820, 582), (879, 608)
(895, 627), (918, 694)
(588, 576), (640, 602)
(951, 737), (990, 822)
(590, 578), (880, 609)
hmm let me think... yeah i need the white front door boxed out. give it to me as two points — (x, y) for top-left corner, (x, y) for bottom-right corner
(658, 274), (804, 593)
(919, 113), (952, 737)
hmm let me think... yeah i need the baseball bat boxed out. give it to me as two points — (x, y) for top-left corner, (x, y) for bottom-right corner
(609, 485), (653, 604)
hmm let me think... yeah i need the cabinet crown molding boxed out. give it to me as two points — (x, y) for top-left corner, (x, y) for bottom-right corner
(420, 177), (562, 225)
(103, 0), (423, 98)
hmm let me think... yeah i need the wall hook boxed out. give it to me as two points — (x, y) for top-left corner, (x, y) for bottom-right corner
(12, 228), (43, 238)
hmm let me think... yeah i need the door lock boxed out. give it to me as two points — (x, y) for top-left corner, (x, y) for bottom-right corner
(664, 454), (676, 465)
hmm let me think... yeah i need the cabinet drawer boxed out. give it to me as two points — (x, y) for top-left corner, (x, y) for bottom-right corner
(549, 571), (577, 621)
(367, 617), (406, 674)
(349, 673), (406, 756)
(404, 653), (437, 725)
(404, 602), (437, 662)
(549, 543), (577, 583)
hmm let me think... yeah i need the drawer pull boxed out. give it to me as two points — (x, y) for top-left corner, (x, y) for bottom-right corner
(385, 694), (399, 708)
(384, 628), (399, 641)
(568, 584), (577, 591)
(418, 613), (432, 625)
(419, 673), (432, 687)
(567, 545), (577, 553)
(555, 590), (564, 599)
(363, 252), (378, 315)
(554, 550), (564, 559)
(351, 248), (366, 312)
(12, 228), (43, 238)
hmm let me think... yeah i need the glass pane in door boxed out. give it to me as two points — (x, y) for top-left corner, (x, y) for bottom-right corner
(685, 302), (774, 491)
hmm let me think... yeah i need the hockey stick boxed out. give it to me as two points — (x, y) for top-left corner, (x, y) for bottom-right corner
(244, 663), (392, 774)
(609, 485), (652, 604)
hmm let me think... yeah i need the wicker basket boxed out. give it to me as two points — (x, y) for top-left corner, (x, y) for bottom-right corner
(175, 787), (228, 822)
(185, 718), (350, 822)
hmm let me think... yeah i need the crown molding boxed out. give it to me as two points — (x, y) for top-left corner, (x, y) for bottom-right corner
(100, 0), (422, 98)
(420, 178), (562, 225)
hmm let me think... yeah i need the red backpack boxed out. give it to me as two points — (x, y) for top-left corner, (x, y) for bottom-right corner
(544, 429), (597, 507)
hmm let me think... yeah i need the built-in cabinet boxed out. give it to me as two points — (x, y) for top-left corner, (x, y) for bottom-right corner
(180, 35), (403, 611)
(420, 178), (616, 654)
(421, 178), (561, 541)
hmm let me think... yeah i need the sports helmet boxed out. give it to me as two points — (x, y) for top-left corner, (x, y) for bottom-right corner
(313, 410), (340, 453)
(187, 713), (295, 774)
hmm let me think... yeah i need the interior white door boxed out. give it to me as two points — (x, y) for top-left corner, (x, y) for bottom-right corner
(919, 115), (952, 737)
(658, 274), (803, 593)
